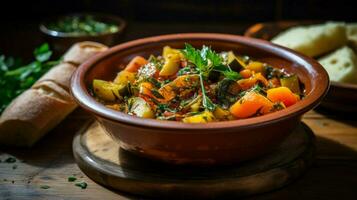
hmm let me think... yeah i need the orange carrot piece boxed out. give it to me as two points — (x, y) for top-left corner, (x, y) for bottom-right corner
(239, 69), (252, 79)
(237, 73), (269, 90)
(267, 87), (300, 107)
(124, 56), (148, 72)
(139, 82), (154, 97)
(230, 91), (273, 118)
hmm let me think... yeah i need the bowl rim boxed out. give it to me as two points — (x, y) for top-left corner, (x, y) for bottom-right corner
(71, 33), (330, 131)
(39, 12), (126, 38)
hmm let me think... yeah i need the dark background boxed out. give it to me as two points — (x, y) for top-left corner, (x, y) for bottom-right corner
(1, 0), (356, 58)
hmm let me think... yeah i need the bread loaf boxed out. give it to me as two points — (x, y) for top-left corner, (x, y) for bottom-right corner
(318, 46), (357, 84)
(64, 41), (108, 65)
(35, 62), (77, 90)
(271, 22), (347, 57)
(0, 41), (108, 147)
(347, 23), (357, 50)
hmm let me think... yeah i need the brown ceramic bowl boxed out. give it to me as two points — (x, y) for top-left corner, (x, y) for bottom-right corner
(245, 21), (357, 113)
(40, 13), (126, 55)
(71, 33), (329, 165)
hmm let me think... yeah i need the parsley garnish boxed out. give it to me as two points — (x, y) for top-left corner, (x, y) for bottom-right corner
(181, 44), (221, 111)
(40, 185), (50, 189)
(75, 182), (88, 189)
(181, 44), (243, 111)
(68, 176), (77, 182)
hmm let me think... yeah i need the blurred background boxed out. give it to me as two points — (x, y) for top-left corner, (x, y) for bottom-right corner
(1, 0), (357, 58)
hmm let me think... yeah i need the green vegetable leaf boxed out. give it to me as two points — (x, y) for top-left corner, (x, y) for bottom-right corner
(0, 43), (58, 114)
(68, 176), (77, 182)
(221, 70), (241, 81)
(40, 185), (50, 189)
(34, 43), (52, 62)
(75, 182), (88, 189)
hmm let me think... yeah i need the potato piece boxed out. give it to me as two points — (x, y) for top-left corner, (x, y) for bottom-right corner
(159, 53), (181, 76)
(213, 107), (231, 120)
(114, 70), (136, 85)
(163, 46), (184, 59)
(129, 97), (154, 118)
(246, 61), (265, 74)
(93, 79), (125, 101)
(182, 110), (215, 123)
(280, 75), (301, 94)
(190, 98), (202, 112)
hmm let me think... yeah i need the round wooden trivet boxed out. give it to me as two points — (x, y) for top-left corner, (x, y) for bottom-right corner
(73, 122), (315, 199)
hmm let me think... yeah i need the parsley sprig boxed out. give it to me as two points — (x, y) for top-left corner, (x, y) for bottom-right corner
(0, 43), (60, 114)
(181, 44), (241, 111)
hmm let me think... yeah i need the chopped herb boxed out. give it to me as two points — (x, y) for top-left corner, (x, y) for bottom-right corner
(75, 182), (87, 189)
(12, 165), (17, 170)
(68, 176), (77, 182)
(40, 185), (50, 189)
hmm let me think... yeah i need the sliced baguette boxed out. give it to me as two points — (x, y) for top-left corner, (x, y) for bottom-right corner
(0, 81), (76, 146)
(272, 22), (347, 57)
(0, 41), (108, 147)
(347, 23), (357, 50)
(64, 41), (108, 65)
(318, 46), (357, 84)
(35, 62), (77, 91)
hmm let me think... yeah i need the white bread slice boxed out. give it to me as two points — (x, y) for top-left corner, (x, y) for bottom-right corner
(318, 46), (357, 84)
(35, 62), (77, 91)
(272, 22), (347, 57)
(347, 23), (357, 50)
(64, 41), (108, 65)
(0, 81), (76, 146)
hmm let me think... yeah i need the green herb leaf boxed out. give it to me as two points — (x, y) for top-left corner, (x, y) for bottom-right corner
(222, 70), (241, 81)
(75, 182), (88, 189)
(40, 185), (50, 189)
(34, 43), (52, 62)
(213, 65), (242, 81)
(68, 176), (77, 182)
(0, 44), (58, 114)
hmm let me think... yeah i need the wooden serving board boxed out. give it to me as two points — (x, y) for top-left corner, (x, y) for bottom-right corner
(73, 122), (315, 199)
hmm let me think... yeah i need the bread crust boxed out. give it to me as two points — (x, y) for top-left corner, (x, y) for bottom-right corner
(0, 41), (108, 146)
(35, 62), (77, 91)
(64, 41), (108, 65)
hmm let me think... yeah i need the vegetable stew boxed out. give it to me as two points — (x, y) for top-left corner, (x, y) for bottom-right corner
(91, 44), (303, 123)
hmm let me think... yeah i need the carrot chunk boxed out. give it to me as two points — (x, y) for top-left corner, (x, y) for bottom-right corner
(124, 56), (148, 72)
(230, 91), (273, 118)
(267, 86), (300, 107)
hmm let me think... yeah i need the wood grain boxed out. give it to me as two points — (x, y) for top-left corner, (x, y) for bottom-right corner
(1, 108), (357, 200)
(71, 122), (314, 199)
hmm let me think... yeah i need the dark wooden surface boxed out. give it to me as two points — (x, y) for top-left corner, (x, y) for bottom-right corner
(72, 122), (315, 199)
(1, 109), (357, 200)
(1, 22), (357, 199)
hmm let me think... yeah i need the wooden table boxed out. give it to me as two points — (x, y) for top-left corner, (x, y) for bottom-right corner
(1, 108), (357, 200)
(1, 21), (357, 200)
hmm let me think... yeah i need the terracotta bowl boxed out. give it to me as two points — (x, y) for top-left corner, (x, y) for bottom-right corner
(71, 33), (329, 165)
